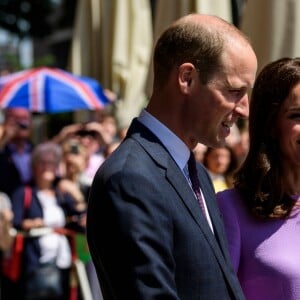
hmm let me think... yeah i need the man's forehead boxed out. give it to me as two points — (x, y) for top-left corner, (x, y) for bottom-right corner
(5, 108), (30, 119)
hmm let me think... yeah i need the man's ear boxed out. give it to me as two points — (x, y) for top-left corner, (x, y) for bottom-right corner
(178, 63), (194, 93)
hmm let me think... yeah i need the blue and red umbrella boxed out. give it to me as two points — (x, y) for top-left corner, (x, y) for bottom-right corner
(0, 67), (110, 113)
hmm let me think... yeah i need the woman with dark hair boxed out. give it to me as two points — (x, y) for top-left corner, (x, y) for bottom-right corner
(202, 145), (238, 193)
(217, 57), (300, 299)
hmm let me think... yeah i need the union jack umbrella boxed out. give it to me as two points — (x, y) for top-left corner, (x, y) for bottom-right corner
(0, 67), (110, 113)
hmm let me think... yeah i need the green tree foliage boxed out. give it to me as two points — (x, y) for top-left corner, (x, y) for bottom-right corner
(0, 0), (55, 38)
(0, 0), (77, 39)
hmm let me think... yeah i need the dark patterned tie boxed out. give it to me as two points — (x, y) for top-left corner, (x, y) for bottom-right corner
(188, 151), (207, 218)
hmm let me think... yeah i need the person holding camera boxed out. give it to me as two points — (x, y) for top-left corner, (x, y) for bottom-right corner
(52, 121), (109, 187)
(7, 141), (86, 300)
(0, 108), (33, 197)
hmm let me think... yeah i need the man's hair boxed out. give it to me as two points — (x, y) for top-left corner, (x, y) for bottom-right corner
(153, 14), (249, 87)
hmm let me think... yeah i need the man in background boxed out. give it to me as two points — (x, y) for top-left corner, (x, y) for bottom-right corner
(0, 108), (33, 196)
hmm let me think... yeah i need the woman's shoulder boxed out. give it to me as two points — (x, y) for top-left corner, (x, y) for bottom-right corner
(216, 187), (242, 202)
(216, 188), (245, 212)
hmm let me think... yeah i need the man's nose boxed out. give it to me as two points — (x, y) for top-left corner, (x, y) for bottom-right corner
(235, 94), (249, 119)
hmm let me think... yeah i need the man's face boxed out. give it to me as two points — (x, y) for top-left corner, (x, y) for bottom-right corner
(185, 41), (257, 148)
(4, 108), (31, 140)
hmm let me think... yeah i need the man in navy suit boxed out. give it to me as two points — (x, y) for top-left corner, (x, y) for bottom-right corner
(0, 108), (33, 197)
(87, 13), (257, 299)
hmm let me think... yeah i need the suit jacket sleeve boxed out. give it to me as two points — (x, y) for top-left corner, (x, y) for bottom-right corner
(88, 163), (181, 299)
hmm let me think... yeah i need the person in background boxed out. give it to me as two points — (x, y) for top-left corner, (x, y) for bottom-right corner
(58, 139), (103, 300)
(0, 108), (33, 196)
(117, 125), (129, 141)
(0, 191), (13, 250)
(193, 142), (208, 163)
(103, 140), (121, 159)
(0, 191), (13, 252)
(87, 13), (257, 299)
(77, 121), (111, 186)
(95, 111), (118, 147)
(58, 139), (90, 207)
(7, 141), (86, 300)
(52, 121), (108, 187)
(231, 124), (250, 166)
(0, 191), (13, 298)
(217, 57), (300, 300)
(225, 123), (242, 149)
(203, 145), (238, 193)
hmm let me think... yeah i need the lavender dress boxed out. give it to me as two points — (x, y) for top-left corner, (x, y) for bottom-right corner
(217, 188), (300, 300)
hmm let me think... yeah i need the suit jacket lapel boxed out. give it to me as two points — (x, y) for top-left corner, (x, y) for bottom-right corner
(197, 168), (232, 259)
(127, 119), (231, 269)
(165, 162), (230, 261)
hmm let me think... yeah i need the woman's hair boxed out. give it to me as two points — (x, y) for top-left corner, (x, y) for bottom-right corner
(31, 141), (62, 168)
(235, 57), (300, 219)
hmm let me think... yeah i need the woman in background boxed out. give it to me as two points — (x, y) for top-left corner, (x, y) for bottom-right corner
(0, 191), (13, 252)
(58, 139), (103, 300)
(10, 141), (85, 300)
(217, 57), (300, 299)
(203, 145), (238, 193)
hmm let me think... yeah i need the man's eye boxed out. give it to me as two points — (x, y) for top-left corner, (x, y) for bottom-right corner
(229, 89), (243, 97)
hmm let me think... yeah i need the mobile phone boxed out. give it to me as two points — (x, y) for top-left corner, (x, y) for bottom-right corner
(70, 143), (79, 154)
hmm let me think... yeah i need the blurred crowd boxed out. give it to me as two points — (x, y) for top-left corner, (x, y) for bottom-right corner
(194, 122), (249, 193)
(0, 106), (127, 299)
(0, 105), (249, 299)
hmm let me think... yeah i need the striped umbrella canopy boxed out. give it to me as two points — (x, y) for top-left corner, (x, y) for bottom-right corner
(0, 67), (110, 113)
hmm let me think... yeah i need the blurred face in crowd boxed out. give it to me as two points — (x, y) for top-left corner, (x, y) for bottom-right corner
(75, 130), (100, 155)
(64, 152), (87, 177)
(104, 141), (121, 158)
(232, 129), (249, 163)
(205, 147), (231, 175)
(62, 141), (88, 178)
(33, 152), (58, 184)
(193, 143), (208, 163)
(4, 108), (31, 141)
(101, 116), (117, 144)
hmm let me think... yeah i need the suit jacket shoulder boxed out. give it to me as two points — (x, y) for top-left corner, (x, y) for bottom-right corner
(87, 119), (245, 300)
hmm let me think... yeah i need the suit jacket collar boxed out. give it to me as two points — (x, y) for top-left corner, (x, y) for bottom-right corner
(125, 119), (242, 296)
(126, 119), (228, 253)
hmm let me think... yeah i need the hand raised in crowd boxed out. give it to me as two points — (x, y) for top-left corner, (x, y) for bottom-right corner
(21, 217), (44, 231)
(51, 123), (83, 144)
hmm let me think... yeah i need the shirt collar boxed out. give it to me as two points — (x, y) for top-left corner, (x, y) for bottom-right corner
(7, 142), (32, 154)
(138, 109), (190, 170)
